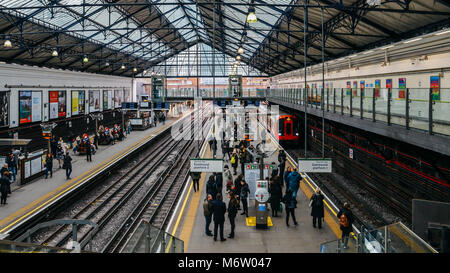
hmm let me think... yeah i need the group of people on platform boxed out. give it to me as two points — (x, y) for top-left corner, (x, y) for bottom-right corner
(194, 136), (355, 249)
(0, 148), (21, 205)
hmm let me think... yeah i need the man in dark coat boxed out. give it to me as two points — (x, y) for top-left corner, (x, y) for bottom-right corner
(211, 193), (227, 242)
(337, 202), (354, 249)
(63, 152), (73, 180)
(310, 189), (325, 229)
(227, 193), (239, 238)
(269, 178), (282, 217)
(50, 135), (58, 156)
(240, 180), (250, 217)
(190, 172), (201, 193)
(206, 175), (217, 199)
(283, 189), (298, 227)
(234, 174), (243, 209)
(86, 140), (92, 162)
(0, 173), (10, 204)
(278, 158), (286, 183)
(45, 153), (53, 179)
(283, 166), (292, 192)
(203, 194), (213, 236)
(215, 172), (223, 195)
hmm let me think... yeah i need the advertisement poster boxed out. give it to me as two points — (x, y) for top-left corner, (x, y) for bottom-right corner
(103, 90), (109, 110)
(89, 90), (100, 112)
(31, 92), (42, 122)
(19, 91), (32, 124)
(375, 79), (381, 98)
(78, 91), (85, 114)
(0, 91), (9, 127)
(72, 90), (79, 115)
(360, 80), (365, 97)
(114, 90), (122, 108)
(352, 81), (357, 96)
(58, 91), (66, 118)
(108, 90), (113, 110)
(49, 91), (59, 119)
(399, 78), (406, 99)
(346, 81), (351, 96)
(386, 79), (392, 89)
(430, 76), (440, 101)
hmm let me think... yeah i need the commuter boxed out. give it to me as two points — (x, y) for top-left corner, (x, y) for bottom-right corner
(283, 189), (298, 227)
(287, 168), (301, 198)
(211, 193), (227, 242)
(239, 148), (247, 176)
(50, 135), (58, 156)
(222, 140), (231, 160)
(270, 162), (279, 181)
(278, 158), (286, 183)
(45, 153), (53, 179)
(337, 202), (354, 249)
(283, 166), (292, 191)
(206, 175), (217, 199)
(211, 137), (218, 158)
(278, 149), (287, 163)
(63, 152), (72, 180)
(230, 152), (239, 175)
(310, 188), (325, 229)
(0, 163), (8, 177)
(86, 140), (92, 162)
(268, 178), (282, 217)
(234, 174), (243, 209)
(6, 153), (16, 182)
(223, 165), (233, 183)
(215, 172), (223, 195)
(190, 172), (201, 193)
(203, 194), (213, 236)
(240, 180), (250, 217)
(127, 120), (132, 134)
(227, 193), (239, 239)
(0, 172), (9, 205)
(94, 133), (99, 150)
(225, 179), (234, 194)
(56, 145), (64, 168)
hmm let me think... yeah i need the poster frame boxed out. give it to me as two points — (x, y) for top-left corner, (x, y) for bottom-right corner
(48, 90), (67, 120)
(19, 90), (42, 125)
(0, 91), (10, 128)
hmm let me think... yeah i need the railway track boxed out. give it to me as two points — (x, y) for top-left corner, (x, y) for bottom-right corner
(26, 106), (212, 252)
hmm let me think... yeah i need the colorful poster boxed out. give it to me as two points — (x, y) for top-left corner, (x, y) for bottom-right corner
(399, 78), (406, 99)
(0, 91), (8, 127)
(346, 81), (351, 96)
(430, 76), (440, 101)
(19, 91), (32, 124)
(58, 91), (66, 118)
(49, 91), (59, 119)
(78, 91), (85, 114)
(386, 79), (392, 89)
(108, 90), (113, 110)
(114, 90), (123, 108)
(375, 79), (381, 98)
(103, 90), (109, 110)
(360, 80), (365, 97)
(71, 90), (79, 115)
(31, 92), (42, 122)
(89, 90), (100, 112)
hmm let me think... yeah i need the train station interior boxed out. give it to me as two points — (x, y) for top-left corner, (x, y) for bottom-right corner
(0, 0), (448, 260)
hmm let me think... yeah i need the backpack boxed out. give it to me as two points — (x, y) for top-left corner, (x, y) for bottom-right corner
(230, 156), (236, 164)
(339, 213), (350, 228)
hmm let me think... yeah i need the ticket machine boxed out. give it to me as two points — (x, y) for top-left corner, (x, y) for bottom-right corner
(254, 180), (270, 229)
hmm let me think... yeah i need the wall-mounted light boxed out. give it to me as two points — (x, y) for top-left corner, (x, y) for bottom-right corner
(3, 37), (12, 48)
(52, 49), (59, 57)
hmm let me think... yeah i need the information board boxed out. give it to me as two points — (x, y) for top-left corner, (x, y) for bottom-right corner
(130, 119), (143, 126)
(31, 157), (42, 176)
(24, 160), (31, 178)
(244, 164), (276, 200)
(190, 159), (223, 173)
(297, 159), (332, 173)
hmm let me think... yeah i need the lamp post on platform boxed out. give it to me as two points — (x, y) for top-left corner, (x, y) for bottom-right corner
(89, 113), (104, 136)
(40, 122), (57, 153)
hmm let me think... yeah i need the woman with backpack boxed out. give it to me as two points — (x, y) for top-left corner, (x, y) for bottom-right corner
(337, 202), (354, 249)
(310, 188), (325, 229)
(230, 151), (238, 175)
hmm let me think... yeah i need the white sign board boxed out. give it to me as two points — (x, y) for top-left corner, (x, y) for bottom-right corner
(190, 159), (223, 173)
(298, 159), (332, 173)
(24, 160), (31, 178)
(245, 165), (272, 200)
(130, 119), (143, 126)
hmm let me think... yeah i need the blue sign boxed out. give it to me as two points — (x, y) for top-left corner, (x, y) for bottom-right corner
(258, 204), (266, 211)
(221, 101), (226, 107)
(254, 101), (260, 107)
(247, 101), (253, 105)
(157, 102), (162, 109)
(214, 100), (218, 106)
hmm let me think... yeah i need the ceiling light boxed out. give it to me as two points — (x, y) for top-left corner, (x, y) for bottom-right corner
(435, 29), (450, 36)
(247, 6), (257, 23)
(83, 56), (89, 63)
(236, 55), (241, 61)
(121, 64), (126, 70)
(3, 38), (12, 48)
(52, 49), (58, 57)
(143, 70), (147, 74)
(238, 47), (244, 54)
(151, 71), (155, 75)
(133, 67), (138, 73)
(105, 61), (110, 66)
(403, 37), (422, 44)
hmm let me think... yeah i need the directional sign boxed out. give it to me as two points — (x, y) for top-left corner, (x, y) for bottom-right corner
(298, 158), (332, 173)
(190, 159), (223, 173)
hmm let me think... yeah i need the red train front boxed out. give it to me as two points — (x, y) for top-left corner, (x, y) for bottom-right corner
(276, 115), (300, 145)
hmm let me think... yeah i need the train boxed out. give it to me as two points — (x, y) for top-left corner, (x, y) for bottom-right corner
(258, 103), (300, 146)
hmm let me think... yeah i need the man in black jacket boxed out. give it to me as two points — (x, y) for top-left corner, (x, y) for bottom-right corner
(203, 195), (213, 236)
(211, 193), (227, 242)
(0, 173), (10, 204)
(337, 202), (354, 249)
(240, 180), (250, 217)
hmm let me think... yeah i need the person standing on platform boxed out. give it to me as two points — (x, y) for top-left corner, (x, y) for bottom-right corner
(215, 172), (223, 195)
(310, 188), (325, 229)
(50, 135), (58, 157)
(240, 180), (250, 217)
(94, 133), (99, 150)
(190, 172), (201, 193)
(283, 189), (298, 227)
(337, 203), (354, 249)
(45, 153), (53, 179)
(278, 158), (286, 183)
(63, 152), (73, 180)
(234, 174), (243, 209)
(203, 194), (213, 236)
(211, 193), (227, 242)
(278, 149), (287, 163)
(211, 138), (218, 158)
(1, 163), (8, 177)
(227, 193), (239, 239)
(86, 140), (92, 162)
(269, 178), (282, 217)
(283, 166), (292, 191)
(223, 165), (233, 184)
(222, 140), (231, 161)
(6, 153), (16, 182)
(287, 168), (301, 198)
(0, 172), (10, 205)
(206, 175), (217, 199)
(239, 148), (247, 176)
(230, 151), (238, 175)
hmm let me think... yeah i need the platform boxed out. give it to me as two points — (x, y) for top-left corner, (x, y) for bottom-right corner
(168, 118), (342, 253)
(0, 113), (190, 235)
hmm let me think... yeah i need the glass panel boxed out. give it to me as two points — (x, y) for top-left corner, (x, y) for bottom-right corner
(375, 88), (389, 123)
(391, 88), (407, 127)
(343, 88), (351, 115)
(362, 88), (374, 119)
(409, 88), (429, 132)
(335, 89), (342, 113)
(353, 88), (361, 117)
(432, 88), (450, 136)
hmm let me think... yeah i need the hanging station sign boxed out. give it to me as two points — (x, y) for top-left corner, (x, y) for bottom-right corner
(297, 158), (332, 173)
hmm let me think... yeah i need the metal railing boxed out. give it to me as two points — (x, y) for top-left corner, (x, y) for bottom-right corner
(166, 88), (268, 98)
(267, 88), (450, 136)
